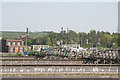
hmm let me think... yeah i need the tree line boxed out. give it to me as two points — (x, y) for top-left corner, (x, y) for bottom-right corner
(26, 30), (119, 49)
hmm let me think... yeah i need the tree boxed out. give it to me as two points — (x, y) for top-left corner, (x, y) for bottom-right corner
(24, 39), (32, 46)
(101, 34), (112, 48)
(30, 30), (118, 49)
(45, 37), (52, 45)
(89, 30), (97, 47)
(32, 36), (46, 45)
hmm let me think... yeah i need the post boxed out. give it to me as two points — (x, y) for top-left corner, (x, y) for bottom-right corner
(26, 28), (29, 51)
(26, 35), (27, 51)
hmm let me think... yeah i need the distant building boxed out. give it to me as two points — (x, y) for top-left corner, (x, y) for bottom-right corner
(60, 44), (85, 52)
(60, 44), (80, 49)
(31, 45), (49, 51)
(1, 39), (25, 53)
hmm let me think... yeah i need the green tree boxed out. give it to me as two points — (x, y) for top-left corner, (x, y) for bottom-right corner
(24, 39), (32, 46)
(45, 37), (52, 45)
(32, 36), (46, 45)
(101, 34), (112, 48)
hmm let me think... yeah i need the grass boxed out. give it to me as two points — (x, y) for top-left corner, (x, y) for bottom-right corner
(1, 31), (49, 39)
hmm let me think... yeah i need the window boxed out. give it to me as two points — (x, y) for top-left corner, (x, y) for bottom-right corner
(8, 42), (11, 46)
(13, 42), (16, 46)
(20, 47), (23, 52)
(10, 47), (13, 53)
(17, 42), (21, 46)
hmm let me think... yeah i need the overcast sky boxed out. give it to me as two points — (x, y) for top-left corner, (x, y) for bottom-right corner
(2, 2), (118, 33)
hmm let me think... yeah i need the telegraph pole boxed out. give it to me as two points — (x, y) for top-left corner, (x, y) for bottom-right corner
(67, 28), (69, 44)
(26, 28), (29, 51)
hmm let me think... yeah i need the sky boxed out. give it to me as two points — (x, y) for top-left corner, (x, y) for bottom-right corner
(2, 2), (118, 33)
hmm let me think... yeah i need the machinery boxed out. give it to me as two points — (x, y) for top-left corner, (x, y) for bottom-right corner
(82, 49), (119, 64)
(34, 48), (119, 64)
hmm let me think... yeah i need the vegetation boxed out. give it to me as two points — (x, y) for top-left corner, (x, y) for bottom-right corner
(42, 30), (118, 49)
(24, 39), (32, 46)
(28, 50), (39, 56)
(1, 31), (48, 39)
(1, 30), (119, 49)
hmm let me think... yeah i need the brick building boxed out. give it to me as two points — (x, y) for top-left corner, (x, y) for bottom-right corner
(1, 39), (25, 53)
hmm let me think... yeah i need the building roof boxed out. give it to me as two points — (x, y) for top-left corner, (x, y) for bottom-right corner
(6, 39), (23, 42)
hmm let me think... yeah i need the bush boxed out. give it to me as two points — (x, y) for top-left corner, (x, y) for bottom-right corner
(28, 51), (39, 56)
(18, 53), (24, 56)
(15, 53), (24, 56)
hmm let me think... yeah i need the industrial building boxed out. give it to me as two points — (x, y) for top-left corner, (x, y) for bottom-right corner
(31, 45), (49, 51)
(1, 39), (25, 53)
(60, 44), (80, 48)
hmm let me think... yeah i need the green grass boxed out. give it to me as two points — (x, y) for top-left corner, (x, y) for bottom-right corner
(1, 31), (49, 39)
